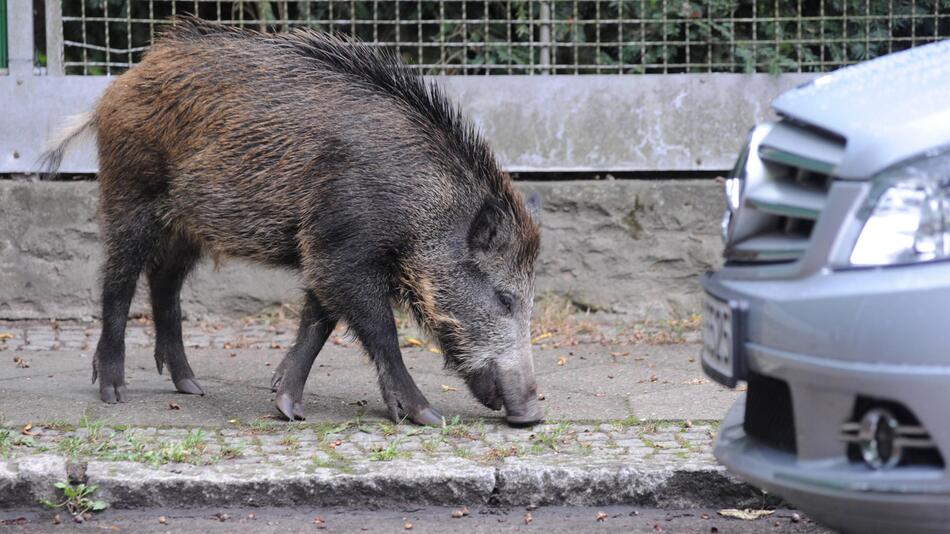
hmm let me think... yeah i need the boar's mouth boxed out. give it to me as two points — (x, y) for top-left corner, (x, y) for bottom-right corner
(464, 361), (543, 426)
(464, 363), (504, 411)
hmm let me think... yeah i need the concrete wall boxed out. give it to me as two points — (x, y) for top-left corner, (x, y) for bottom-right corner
(0, 179), (724, 320)
(0, 74), (815, 174)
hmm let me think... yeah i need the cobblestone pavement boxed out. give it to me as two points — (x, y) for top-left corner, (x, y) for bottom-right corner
(1, 418), (718, 470)
(0, 319), (300, 353)
(0, 311), (702, 353)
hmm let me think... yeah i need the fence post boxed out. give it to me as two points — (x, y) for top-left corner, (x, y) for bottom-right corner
(45, 0), (64, 75)
(0, 0), (7, 71)
(539, 1), (552, 74)
(6, 0), (30, 76)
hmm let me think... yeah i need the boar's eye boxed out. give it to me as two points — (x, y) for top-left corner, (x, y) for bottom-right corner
(496, 291), (515, 315)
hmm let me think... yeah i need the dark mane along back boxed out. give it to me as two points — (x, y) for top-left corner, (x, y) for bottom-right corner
(162, 16), (501, 187)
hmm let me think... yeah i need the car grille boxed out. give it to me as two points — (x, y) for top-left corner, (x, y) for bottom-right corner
(743, 371), (796, 454)
(842, 397), (944, 468)
(724, 121), (844, 265)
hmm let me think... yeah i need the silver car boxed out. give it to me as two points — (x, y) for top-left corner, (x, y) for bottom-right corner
(702, 40), (950, 534)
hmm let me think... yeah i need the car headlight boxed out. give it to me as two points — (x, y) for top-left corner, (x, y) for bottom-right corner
(851, 148), (950, 266)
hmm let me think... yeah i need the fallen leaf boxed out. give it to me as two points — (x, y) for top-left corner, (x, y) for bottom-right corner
(168, 401), (181, 410)
(523, 512), (533, 524)
(428, 347), (442, 355)
(313, 516), (326, 529)
(441, 384), (458, 392)
(531, 332), (552, 344)
(405, 337), (423, 347)
(20, 423), (34, 436)
(610, 351), (630, 357)
(52, 514), (62, 525)
(13, 356), (29, 368)
(596, 511), (608, 522)
(557, 357), (568, 366)
(717, 509), (774, 520)
(650, 375), (658, 382)
(0, 333), (13, 341)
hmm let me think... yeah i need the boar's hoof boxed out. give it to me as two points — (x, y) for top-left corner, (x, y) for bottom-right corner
(275, 392), (306, 421)
(99, 382), (128, 404)
(505, 407), (544, 428)
(407, 406), (444, 427)
(174, 377), (205, 396)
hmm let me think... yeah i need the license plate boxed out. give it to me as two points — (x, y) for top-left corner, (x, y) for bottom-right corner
(701, 294), (745, 388)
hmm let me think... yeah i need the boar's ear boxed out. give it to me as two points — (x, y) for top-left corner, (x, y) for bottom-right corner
(468, 199), (509, 252)
(525, 191), (543, 225)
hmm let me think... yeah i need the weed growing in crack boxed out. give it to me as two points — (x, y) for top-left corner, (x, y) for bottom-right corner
(369, 440), (407, 462)
(41, 482), (108, 517)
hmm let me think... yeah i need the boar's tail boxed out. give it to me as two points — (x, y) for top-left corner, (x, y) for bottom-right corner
(38, 110), (96, 179)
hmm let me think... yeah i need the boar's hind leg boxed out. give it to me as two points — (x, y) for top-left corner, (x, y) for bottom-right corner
(148, 237), (203, 396)
(93, 207), (158, 403)
(343, 297), (443, 426)
(270, 292), (337, 421)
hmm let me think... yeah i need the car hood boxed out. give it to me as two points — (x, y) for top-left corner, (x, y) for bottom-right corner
(772, 39), (950, 179)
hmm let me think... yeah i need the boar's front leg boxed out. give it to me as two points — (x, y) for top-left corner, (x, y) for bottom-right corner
(344, 299), (443, 426)
(270, 292), (337, 420)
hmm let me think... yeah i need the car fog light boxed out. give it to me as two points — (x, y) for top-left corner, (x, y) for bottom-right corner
(859, 408), (901, 469)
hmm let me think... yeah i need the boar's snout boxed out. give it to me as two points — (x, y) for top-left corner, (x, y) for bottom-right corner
(496, 363), (544, 427)
(503, 383), (544, 427)
(464, 359), (544, 426)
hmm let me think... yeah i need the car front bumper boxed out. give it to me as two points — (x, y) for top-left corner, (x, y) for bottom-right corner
(703, 264), (950, 533)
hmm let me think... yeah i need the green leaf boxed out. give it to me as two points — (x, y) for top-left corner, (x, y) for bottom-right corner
(91, 500), (109, 511)
(53, 482), (68, 489)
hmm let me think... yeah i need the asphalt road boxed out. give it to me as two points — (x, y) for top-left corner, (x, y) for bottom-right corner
(0, 506), (831, 533)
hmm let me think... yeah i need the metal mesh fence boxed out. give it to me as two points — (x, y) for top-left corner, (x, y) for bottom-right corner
(58, 0), (950, 75)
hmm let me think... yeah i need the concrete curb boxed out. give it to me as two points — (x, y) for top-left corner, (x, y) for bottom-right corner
(0, 455), (775, 510)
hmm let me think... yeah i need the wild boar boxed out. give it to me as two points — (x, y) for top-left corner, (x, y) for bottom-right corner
(42, 16), (543, 426)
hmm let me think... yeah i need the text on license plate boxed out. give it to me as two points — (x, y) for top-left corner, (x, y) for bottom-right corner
(702, 295), (734, 379)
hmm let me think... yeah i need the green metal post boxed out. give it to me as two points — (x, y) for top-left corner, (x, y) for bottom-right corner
(0, 0), (7, 70)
